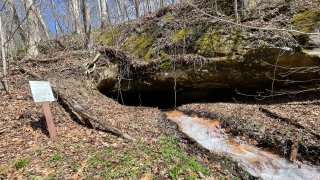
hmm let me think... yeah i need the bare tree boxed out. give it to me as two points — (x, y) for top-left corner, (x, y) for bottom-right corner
(99, 0), (110, 29)
(81, 0), (92, 50)
(213, 0), (218, 14)
(234, 0), (239, 23)
(7, 0), (26, 44)
(25, 0), (40, 58)
(123, 2), (130, 21)
(0, 13), (8, 93)
(159, 0), (164, 9)
(71, 0), (82, 34)
(145, 0), (151, 14)
(133, 0), (140, 18)
(50, 0), (59, 39)
(241, 0), (247, 18)
(34, 3), (50, 40)
(115, 0), (124, 22)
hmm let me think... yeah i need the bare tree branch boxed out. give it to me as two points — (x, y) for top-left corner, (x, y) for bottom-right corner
(188, 2), (320, 35)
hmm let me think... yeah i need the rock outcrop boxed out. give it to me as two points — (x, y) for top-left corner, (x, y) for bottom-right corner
(93, 0), (320, 95)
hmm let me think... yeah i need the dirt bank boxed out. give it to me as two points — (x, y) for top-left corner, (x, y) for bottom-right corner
(179, 96), (320, 165)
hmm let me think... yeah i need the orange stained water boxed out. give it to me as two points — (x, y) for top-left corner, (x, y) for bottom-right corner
(165, 111), (320, 180)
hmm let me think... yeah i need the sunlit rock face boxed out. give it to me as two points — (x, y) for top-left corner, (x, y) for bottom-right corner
(96, 47), (320, 94)
(95, 1), (320, 94)
(166, 111), (320, 180)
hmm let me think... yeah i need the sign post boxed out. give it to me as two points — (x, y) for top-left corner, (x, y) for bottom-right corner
(29, 81), (57, 141)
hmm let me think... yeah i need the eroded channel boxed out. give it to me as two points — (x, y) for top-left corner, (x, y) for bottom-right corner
(166, 111), (320, 180)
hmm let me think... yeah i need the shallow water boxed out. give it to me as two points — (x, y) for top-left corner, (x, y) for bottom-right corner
(166, 111), (320, 180)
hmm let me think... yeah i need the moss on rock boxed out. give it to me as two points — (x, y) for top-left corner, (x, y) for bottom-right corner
(293, 8), (320, 33)
(123, 33), (154, 60)
(17, 47), (26, 54)
(164, 13), (174, 23)
(159, 60), (172, 70)
(196, 29), (222, 55)
(99, 28), (122, 46)
(159, 52), (170, 60)
(171, 29), (193, 43)
(196, 27), (247, 56)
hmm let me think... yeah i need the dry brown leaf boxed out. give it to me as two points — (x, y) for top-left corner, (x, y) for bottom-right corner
(72, 174), (79, 180)
(140, 173), (152, 180)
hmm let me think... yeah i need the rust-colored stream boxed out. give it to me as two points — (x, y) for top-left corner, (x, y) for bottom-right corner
(166, 111), (320, 180)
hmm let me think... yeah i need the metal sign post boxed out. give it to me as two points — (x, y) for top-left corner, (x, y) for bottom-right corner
(29, 81), (57, 141)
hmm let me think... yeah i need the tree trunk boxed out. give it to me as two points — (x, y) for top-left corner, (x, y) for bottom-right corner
(0, 14), (9, 93)
(146, 0), (151, 14)
(65, 1), (74, 34)
(50, 0), (59, 39)
(123, 2), (130, 21)
(7, 0), (26, 44)
(34, 4), (50, 40)
(71, 0), (82, 34)
(214, 0), (218, 14)
(99, 0), (109, 29)
(81, 0), (92, 50)
(159, 0), (164, 9)
(234, 0), (239, 23)
(115, 0), (123, 22)
(241, 0), (247, 19)
(105, 1), (111, 24)
(133, 0), (140, 18)
(25, 0), (40, 58)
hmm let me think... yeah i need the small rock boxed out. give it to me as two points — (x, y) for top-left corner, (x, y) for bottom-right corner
(102, 142), (109, 146)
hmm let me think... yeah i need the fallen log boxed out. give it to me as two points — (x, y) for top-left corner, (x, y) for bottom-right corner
(18, 67), (135, 141)
(59, 93), (135, 141)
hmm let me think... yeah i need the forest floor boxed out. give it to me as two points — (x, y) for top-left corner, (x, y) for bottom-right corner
(0, 49), (240, 179)
(1, 0), (320, 178)
(0, 48), (320, 179)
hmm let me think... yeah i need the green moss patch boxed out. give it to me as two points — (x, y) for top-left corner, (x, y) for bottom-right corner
(99, 28), (123, 46)
(159, 52), (170, 60)
(159, 60), (172, 70)
(196, 27), (246, 56)
(165, 13), (174, 23)
(293, 8), (320, 33)
(171, 29), (193, 43)
(17, 47), (26, 54)
(123, 33), (154, 60)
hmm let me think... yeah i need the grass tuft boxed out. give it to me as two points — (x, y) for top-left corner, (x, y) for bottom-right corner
(14, 157), (31, 169)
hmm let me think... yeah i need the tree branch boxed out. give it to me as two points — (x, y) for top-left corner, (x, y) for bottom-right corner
(188, 2), (320, 35)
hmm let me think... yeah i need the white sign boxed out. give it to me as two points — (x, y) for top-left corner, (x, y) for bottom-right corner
(29, 81), (55, 103)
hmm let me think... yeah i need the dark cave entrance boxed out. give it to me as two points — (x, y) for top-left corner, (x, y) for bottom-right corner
(103, 88), (264, 109)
